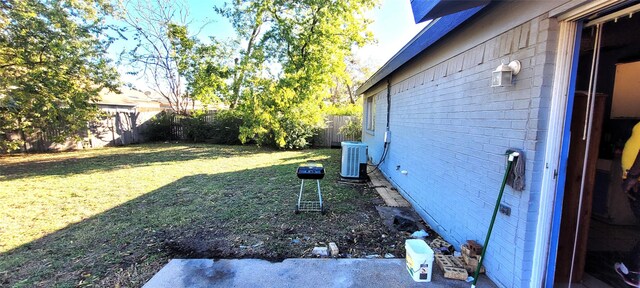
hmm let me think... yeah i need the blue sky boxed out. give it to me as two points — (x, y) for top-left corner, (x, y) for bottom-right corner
(358, 0), (427, 66)
(113, 0), (426, 90)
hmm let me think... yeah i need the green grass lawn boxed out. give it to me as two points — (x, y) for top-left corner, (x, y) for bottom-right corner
(0, 143), (404, 287)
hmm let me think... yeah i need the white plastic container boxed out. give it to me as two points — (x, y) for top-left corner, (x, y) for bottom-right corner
(405, 239), (434, 282)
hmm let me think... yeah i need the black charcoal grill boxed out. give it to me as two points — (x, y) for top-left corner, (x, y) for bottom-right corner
(296, 163), (325, 179)
(295, 163), (326, 214)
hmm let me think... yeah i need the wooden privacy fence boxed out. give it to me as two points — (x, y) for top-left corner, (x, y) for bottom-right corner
(3, 128), (83, 153)
(314, 115), (361, 148)
(4, 112), (358, 152)
(169, 110), (217, 140)
(170, 113), (358, 146)
(170, 116), (184, 140)
(3, 108), (166, 153)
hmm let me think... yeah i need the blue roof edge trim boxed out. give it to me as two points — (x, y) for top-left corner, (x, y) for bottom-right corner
(356, 4), (487, 95)
(411, 0), (439, 23)
(412, 0), (491, 23)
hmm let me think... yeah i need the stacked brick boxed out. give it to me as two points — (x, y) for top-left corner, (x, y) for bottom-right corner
(431, 238), (487, 281)
(461, 240), (485, 275)
(435, 254), (468, 280)
(430, 237), (468, 281)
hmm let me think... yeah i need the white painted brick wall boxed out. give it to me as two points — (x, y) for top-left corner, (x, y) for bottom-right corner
(363, 12), (559, 288)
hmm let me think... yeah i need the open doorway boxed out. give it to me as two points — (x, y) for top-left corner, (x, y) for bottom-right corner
(555, 3), (640, 287)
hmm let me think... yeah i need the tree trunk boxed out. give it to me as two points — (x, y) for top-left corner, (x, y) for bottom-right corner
(231, 12), (263, 109)
(346, 83), (355, 104)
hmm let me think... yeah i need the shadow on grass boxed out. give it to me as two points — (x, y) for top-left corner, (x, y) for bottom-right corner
(0, 152), (393, 287)
(0, 143), (327, 181)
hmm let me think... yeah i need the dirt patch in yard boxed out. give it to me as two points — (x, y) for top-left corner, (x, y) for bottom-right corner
(155, 189), (424, 261)
(99, 184), (433, 287)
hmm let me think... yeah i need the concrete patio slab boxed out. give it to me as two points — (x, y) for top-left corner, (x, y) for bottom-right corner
(143, 258), (497, 288)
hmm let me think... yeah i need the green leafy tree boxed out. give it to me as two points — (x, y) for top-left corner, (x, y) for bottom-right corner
(329, 55), (374, 104)
(220, 0), (377, 149)
(215, 1), (269, 109)
(167, 24), (232, 109)
(0, 0), (119, 151)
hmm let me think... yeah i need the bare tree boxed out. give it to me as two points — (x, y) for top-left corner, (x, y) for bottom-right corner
(119, 0), (193, 114)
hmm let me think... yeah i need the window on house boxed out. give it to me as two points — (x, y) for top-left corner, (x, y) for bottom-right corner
(365, 95), (375, 131)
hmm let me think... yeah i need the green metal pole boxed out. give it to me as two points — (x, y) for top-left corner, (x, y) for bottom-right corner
(471, 154), (517, 287)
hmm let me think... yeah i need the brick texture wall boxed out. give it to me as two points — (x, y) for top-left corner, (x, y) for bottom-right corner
(363, 12), (559, 288)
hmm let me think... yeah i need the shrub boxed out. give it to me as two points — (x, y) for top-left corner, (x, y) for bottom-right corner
(280, 116), (316, 149)
(181, 110), (243, 144)
(237, 82), (325, 150)
(143, 110), (243, 145)
(339, 115), (362, 141)
(182, 114), (214, 143)
(142, 112), (176, 142)
(209, 110), (243, 145)
(0, 134), (21, 153)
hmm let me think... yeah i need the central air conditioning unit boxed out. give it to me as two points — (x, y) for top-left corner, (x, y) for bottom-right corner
(340, 141), (368, 179)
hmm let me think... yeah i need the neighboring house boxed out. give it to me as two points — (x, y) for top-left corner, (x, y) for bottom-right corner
(0, 87), (168, 152)
(93, 87), (167, 147)
(357, 1), (640, 287)
(95, 88), (226, 146)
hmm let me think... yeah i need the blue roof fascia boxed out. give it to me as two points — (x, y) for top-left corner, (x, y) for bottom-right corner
(411, 0), (490, 23)
(411, 0), (439, 23)
(356, 4), (486, 95)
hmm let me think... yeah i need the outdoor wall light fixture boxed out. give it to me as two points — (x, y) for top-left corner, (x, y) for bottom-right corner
(491, 60), (521, 87)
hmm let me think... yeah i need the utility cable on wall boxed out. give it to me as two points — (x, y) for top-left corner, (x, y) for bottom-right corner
(368, 77), (392, 174)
